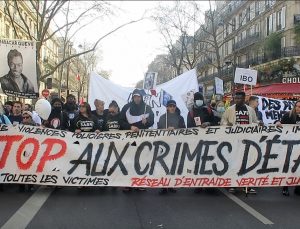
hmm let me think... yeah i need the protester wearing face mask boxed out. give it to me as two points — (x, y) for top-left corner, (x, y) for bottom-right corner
(214, 101), (226, 125)
(44, 98), (69, 130)
(187, 92), (215, 128)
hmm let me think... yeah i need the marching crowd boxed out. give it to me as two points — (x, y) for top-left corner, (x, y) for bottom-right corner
(0, 89), (300, 196)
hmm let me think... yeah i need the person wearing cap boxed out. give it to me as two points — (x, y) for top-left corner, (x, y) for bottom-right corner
(157, 100), (185, 130)
(120, 88), (154, 132)
(157, 99), (185, 195)
(44, 98), (69, 130)
(221, 91), (259, 195)
(187, 92), (215, 128)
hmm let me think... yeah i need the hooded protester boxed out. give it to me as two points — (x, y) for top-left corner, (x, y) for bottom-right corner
(187, 92), (215, 128)
(120, 89), (154, 193)
(44, 98), (69, 130)
(120, 88), (154, 131)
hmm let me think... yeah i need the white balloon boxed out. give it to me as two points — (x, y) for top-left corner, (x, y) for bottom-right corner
(35, 99), (51, 120)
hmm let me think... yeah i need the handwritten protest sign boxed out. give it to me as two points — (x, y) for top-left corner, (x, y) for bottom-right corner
(0, 124), (300, 188)
(257, 96), (295, 124)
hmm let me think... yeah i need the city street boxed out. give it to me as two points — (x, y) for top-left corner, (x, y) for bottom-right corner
(0, 185), (299, 229)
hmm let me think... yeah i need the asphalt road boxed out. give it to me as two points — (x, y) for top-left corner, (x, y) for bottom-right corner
(0, 185), (299, 229)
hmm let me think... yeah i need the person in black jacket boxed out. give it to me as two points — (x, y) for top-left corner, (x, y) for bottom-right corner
(73, 102), (100, 133)
(63, 94), (79, 129)
(120, 89), (154, 192)
(92, 99), (108, 131)
(120, 88), (154, 131)
(276, 99), (300, 196)
(44, 98), (69, 130)
(105, 100), (123, 131)
(187, 92), (215, 128)
(157, 99), (185, 194)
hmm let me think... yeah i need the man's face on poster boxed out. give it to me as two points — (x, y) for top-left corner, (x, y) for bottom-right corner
(9, 56), (23, 77)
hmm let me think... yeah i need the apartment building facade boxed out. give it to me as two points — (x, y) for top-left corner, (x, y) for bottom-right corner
(197, 0), (300, 100)
(0, 1), (60, 102)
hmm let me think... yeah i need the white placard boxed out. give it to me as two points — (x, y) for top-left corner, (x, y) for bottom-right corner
(215, 77), (224, 95)
(234, 67), (257, 86)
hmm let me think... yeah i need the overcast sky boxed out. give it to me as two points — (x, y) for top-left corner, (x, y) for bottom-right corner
(71, 1), (210, 87)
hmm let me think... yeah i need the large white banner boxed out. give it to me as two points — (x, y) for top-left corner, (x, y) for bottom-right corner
(1, 124), (300, 188)
(0, 39), (38, 98)
(257, 96), (295, 124)
(88, 69), (199, 128)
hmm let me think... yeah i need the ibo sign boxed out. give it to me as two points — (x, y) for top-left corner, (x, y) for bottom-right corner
(234, 68), (258, 86)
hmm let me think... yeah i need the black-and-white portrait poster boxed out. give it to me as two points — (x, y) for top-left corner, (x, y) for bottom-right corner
(143, 72), (157, 90)
(0, 39), (38, 99)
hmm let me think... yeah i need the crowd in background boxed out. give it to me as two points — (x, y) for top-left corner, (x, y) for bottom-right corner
(0, 90), (299, 196)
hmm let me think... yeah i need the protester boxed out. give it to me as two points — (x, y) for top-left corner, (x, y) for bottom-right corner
(23, 103), (41, 126)
(248, 96), (263, 122)
(120, 88), (154, 192)
(214, 101), (226, 125)
(44, 98), (69, 130)
(0, 102), (12, 125)
(63, 94), (79, 130)
(4, 101), (13, 116)
(19, 110), (36, 191)
(120, 88), (154, 131)
(275, 99), (300, 196)
(92, 99), (108, 131)
(73, 102), (100, 133)
(187, 92), (215, 128)
(221, 91), (259, 194)
(8, 101), (23, 125)
(104, 100), (123, 131)
(157, 99), (185, 194)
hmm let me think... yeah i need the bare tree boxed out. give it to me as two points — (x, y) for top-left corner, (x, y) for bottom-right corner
(147, 54), (175, 84)
(3, 0), (144, 84)
(152, 1), (202, 76)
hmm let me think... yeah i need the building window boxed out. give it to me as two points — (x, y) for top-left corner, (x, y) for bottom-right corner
(281, 36), (286, 48)
(255, 1), (260, 16)
(277, 10), (282, 30)
(239, 13), (243, 27)
(246, 6), (250, 22)
(232, 18), (236, 31)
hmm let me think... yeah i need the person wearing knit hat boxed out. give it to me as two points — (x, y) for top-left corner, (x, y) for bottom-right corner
(187, 92), (215, 129)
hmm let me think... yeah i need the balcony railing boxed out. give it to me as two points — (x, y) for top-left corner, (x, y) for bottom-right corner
(198, 46), (300, 83)
(233, 32), (261, 51)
